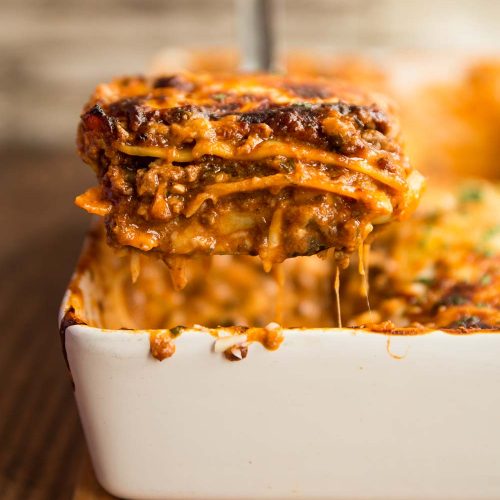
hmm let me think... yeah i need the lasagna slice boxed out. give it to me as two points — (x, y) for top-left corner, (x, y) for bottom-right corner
(76, 73), (423, 275)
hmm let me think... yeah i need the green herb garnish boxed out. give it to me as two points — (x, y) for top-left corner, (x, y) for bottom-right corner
(281, 159), (296, 174)
(170, 325), (186, 336)
(476, 247), (495, 257)
(294, 102), (314, 109)
(479, 274), (492, 286)
(459, 185), (483, 204)
(454, 315), (482, 329)
(484, 225), (500, 241)
(447, 294), (468, 306)
(212, 93), (227, 102)
(415, 276), (435, 286)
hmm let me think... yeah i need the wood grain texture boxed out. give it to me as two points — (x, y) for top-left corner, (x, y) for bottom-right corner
(0, 147), (94, 500)
(73, 456), (116, 500)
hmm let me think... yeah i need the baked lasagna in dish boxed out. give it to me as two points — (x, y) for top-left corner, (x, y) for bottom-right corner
(65, 60), (500, 366)
(76, 73), (424, 284)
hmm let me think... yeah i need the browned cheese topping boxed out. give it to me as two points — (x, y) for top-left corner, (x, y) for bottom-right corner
(344, 181), (500, 331)
(76, 72), (423, 284)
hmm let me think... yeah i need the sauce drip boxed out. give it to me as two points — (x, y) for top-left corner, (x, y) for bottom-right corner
(164, 255), (189, 291)
(385, 336), (408, 360)
(130, 252), (141, 283)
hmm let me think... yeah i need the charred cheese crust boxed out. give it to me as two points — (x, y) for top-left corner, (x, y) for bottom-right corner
(76, 72), (423, 268)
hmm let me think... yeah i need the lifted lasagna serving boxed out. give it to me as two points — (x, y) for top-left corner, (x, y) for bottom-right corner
(76, 73), (423, 279)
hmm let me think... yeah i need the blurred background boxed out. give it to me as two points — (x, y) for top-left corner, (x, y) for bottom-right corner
(0, 1), (499, 498)
(1, 0), (500, 149)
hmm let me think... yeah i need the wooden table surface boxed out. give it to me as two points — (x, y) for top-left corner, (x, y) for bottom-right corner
(73, 456), (115, 500)
(0, 147), (95, 499)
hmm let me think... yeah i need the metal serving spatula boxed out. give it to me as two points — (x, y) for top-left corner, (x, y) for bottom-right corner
(237, 0), (276, 72)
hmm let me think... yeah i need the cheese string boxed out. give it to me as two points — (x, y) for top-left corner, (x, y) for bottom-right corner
(358, 241), (371, 312)
(363, 243), (372, 313)
(334, 265), (342, 328)
(273, 264), (285, 326)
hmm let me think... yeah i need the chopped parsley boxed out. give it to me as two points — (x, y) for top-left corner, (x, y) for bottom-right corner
(480, 248), (495, 258)
(474, 225), (499, 256)
(479, 274), (492, 286)
(452, 315), (483, 329)
(459, 185), (483, 204)
(170, 325), (186, 336)
(415, 276), (435, 286)
(294, 102), (314, 109)
(445, 294), (468, 306)
(212, 93), (227, 102)
(281, 159), (296, 173)
(484, 225), (500, 241)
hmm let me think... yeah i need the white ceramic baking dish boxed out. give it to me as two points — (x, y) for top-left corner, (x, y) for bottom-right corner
(59, 231), (500, 500)
(61, 51), (500, 498)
